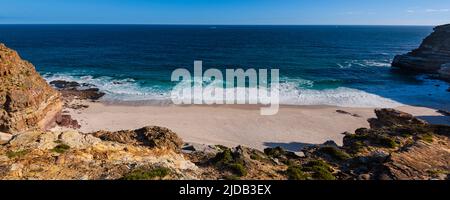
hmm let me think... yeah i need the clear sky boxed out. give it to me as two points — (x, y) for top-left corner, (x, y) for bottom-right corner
(1, 0), (449, 25)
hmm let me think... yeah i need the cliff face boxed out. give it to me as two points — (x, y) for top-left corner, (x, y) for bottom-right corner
(392, 24), (450, 81)
(0, 43), (62, 133)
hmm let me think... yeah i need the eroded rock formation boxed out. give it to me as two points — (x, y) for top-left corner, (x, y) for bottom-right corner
(0, 43), (62, 133)
(392, 24), (450, 81)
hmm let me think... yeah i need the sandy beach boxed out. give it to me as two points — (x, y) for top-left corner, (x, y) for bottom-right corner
(61, 101), (449, 151)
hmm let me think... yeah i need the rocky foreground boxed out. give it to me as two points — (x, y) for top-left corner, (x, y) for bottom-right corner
(0, 43), (449, 180)
(0, 108), (448, 180)
(392, 24), (450, 82)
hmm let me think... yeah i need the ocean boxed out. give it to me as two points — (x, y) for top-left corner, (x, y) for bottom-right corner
(0, 25), (449, 109)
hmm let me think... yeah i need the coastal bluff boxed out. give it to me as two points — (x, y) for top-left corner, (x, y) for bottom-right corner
(0, 43), (62, 134)
(392, 24), (450, 81)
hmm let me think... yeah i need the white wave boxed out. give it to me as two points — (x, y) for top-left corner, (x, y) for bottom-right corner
(43, 73), (171, 102)
(337, 59), (392, 68)
(171, 80), (402, 108)
(43, 73), (403, 108)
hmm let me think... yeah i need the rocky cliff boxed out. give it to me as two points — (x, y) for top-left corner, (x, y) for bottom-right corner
(0, 43), (62, 133)
(392, 24), (450, 81)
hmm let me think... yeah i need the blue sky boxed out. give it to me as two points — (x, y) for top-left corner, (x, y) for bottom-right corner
(1, 0), (449, 25)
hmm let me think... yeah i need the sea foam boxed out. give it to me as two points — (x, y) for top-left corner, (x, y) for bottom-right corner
(43, 73), (403, 108)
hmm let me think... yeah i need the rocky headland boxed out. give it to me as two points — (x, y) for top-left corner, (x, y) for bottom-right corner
(0, 44), (62, 134)
(0, 43), (449, 180)
(392, 24), (450, 82)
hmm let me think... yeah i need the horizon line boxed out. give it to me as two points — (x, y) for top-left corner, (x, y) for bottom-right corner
(0, 23), (438, 27)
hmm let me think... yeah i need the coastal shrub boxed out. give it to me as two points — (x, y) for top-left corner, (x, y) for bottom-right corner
(212, 149), (234, 165)
(347, 133), (398, 149)
(376, 136), (398, 148)
(52, 144), (71, 154)
(6, 150), (29, 158)
(264, 147), (286, 158)
(286, 166), (309, 180)
(121, 167), (171, 180)
(211, 149), (248, 177)
(303, 160), (336, 180)
(352, 141), (366, 153)
(418, 133), (434, 143)
(228, 163), (248, 177)
(318, 146), (351, 161)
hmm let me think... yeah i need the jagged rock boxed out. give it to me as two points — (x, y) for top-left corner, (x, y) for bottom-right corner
(59, 88), (105, 101)
(182, 143), (220, 155)
(0, 43), (63, 133)
(91, 126), (184, 152)
(56, 115), (81, 129)
(49, 80), (105, 101)
(0, 130), (199, 180)
(342, 108), (450, 180)
(368, 108), (427, 129)
(392, 24), (450, 77)
(50, 80), (81, 89)
(386, 138), (450, 180)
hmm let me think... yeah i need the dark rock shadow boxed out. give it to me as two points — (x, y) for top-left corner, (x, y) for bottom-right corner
(263, 142), (316, 152)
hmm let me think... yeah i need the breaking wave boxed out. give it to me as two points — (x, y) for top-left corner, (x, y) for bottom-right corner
(43, 73), (403, 108)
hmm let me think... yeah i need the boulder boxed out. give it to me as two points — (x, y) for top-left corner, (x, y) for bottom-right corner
(50, 80), (81, 89)
(0, 131), (12, 144)
(91, 126), (184, 152)
(56, 115), (81, 129)
(0, 43), (62, 133)
(368, 108), (427, 129)
(392, 24), (450, 75)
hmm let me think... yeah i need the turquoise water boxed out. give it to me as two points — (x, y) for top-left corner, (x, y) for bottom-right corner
(0, 25), (448, 109)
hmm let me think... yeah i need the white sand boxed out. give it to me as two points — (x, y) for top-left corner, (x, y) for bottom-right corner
(64, 101), (448, 151)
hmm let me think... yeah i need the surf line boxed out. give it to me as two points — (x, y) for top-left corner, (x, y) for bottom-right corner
(171, 61), (280, 115)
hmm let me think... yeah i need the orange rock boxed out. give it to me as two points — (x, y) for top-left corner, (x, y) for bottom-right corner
(0, 43), (62, 133)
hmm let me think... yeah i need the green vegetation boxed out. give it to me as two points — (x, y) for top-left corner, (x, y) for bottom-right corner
(6, 150), (29, 158)
(211, 149), (248, 177)
(212, 149), (234, 165)
(419, 133), (434, 143)
(51, 144), (71, 153)
(302, 160), (336, 180)
(377, 136), (398, 148)
(228, 163), (247, 177)
(346, 133), (398, 149)
(264, 147), (285, 158)
(121, 167), (171, 180)
(318, 146), (351, 161)
(286, 166), (310, 180)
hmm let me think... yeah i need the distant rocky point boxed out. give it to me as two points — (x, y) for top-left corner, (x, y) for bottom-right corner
(392, 24), (450, 82)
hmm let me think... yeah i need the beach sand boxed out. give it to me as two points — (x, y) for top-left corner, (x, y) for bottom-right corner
(63, 101), (449, 151)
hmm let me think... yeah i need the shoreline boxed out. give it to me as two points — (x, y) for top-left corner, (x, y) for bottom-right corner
(58, 100), (449, 151)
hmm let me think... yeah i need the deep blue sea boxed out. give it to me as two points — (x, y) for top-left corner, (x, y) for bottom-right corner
(0, 25), (449, 109)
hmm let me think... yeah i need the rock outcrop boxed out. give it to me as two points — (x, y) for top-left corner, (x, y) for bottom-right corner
(91, 126), (184, 153)
(392, 24), (450, 81)
(50, 80), (105, 101)
(0, 109), (449, 180)
(0, 43), (62, 134)
(0, 129), (198, 180)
